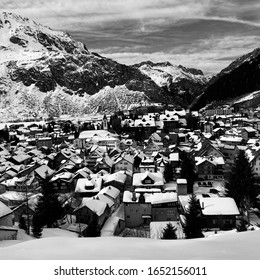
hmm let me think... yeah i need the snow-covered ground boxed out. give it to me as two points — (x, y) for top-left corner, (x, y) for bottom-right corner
(0, 226), (260, 259)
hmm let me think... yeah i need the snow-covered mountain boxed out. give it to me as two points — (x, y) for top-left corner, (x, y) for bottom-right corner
(133, 61), (209, 107)
(0, 12), (166, 120)
(0, 12), (210, 120)
(192, 47), (260, 110)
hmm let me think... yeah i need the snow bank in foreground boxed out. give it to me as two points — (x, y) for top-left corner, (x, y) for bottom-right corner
(0, 230), (260, 260)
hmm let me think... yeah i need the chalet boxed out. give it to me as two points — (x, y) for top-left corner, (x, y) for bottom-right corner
(134, 118), (157, 139)
(241, 127), (257, 141)
(36, 137), (52, 149)
(203, 121), (214, 134)
(195, 138), (224, 158)
(99, 185), (121, 210)
(219, 135), (243, 146)
(74, 177), (102, 198)
(0, 191), (26, 208)
(219, 144), (237, 161)
(73, 167), (93, 180)
(123, 191), (152, 228)
(73, 197), (110, 227)
(150, 192), (178, 221)
(212, 127), (225, 139)
(103, 172), (127, 192)
(161, 115), (179, 132)
(144, 140), (161, 156)
(156, 157), (169, 174)
(139, 157), (156, 173)
(78, 130), (119, 149)
(169, 152), (180, 168)
(0, 201), (14, 227)
(34, 164), (55, 183)
(49, 171), (75, 193)
(195, 156), (225, 180)
(85, 145), (106, 170)
(176, 179), (188, 196)
(12, 193), (40, 223)
(94, 155), (114, 173)
(52, 148), (77, 170)
(109, 147), (122, 158)
(114, 153), (134, 172)
(199, 197), (239, 230)
(118, 169), (133, 187)
(132, 171), (164, 190)
(8, 154), (32, 165)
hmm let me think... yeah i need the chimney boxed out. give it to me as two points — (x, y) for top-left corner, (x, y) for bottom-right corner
(132, 191), (137, 202)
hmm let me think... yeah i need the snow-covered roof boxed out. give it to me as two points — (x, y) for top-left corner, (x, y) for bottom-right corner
(219, 136), (243, 143)
(150, 192), (177, 204)
(94, 193), (114, 208)
(195, 156), (225, 166)
(135, 188), (161, 193)
(169, 153), (179, 161)
(123, 190), (152, 203)
(101, 216), (121, 237)
(177, 178), (187, 184)
(99, 186), (120, 199)
(0, 191), (26, 202)
(12, 154), (31, 163)
(132, 171), (164, 187)
(114, 154), (134, 165)
(0, 201), (13, 218)
(199, 197), (239, 216)
(50, 171), (73, 182)
(243, 126), (257, 133)
(134, 119), (156, 127)
(104, 172), (127, 184)
(78, 197), (108, 216)
(34, 165), (54, 179)
(79, 130), (118, 140)
(74, 177), (102, 193)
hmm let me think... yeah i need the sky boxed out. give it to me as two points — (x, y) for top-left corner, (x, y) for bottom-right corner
(1, 0), (260, 74)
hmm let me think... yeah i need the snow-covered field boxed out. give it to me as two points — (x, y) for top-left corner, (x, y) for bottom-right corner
(0, 227), (260, 259)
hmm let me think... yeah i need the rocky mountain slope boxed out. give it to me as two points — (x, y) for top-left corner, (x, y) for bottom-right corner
(133, 61), (209, 107)
(191, 47), (260, 110)
(0, 12), (208, 120)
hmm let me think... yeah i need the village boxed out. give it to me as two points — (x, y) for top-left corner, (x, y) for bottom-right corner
(1, 102), (260, 242)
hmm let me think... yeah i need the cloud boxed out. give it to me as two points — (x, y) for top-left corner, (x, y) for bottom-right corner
(97, 35), (260, 75)
(1, 0), (260, 74)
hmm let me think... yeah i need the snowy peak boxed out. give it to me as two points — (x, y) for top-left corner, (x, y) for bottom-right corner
(0, 12), (89, 54)
(133, 60), (208, 107)
(133, 61), (207, 88)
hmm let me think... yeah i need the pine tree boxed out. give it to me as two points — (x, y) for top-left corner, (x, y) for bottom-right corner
(31, 214), (43, 238)
(18, 216), (27, 231)
(164, 163), (173, 182)
(161, 223), (177, 239)
(180, 151), (197, 193)
(33, 178), (64, 229)
(85, 215), (100, 237)
(226, 150), (255, 223)
(183, 194), (204, 239)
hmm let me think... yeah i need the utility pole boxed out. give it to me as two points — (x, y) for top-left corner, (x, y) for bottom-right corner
(25, 175), (30, 235)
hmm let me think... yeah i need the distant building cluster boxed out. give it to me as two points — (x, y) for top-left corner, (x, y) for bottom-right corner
(0, 103), (260, 241)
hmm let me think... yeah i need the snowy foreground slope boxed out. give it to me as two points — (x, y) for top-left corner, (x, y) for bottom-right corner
(0, 230), (260, 260)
